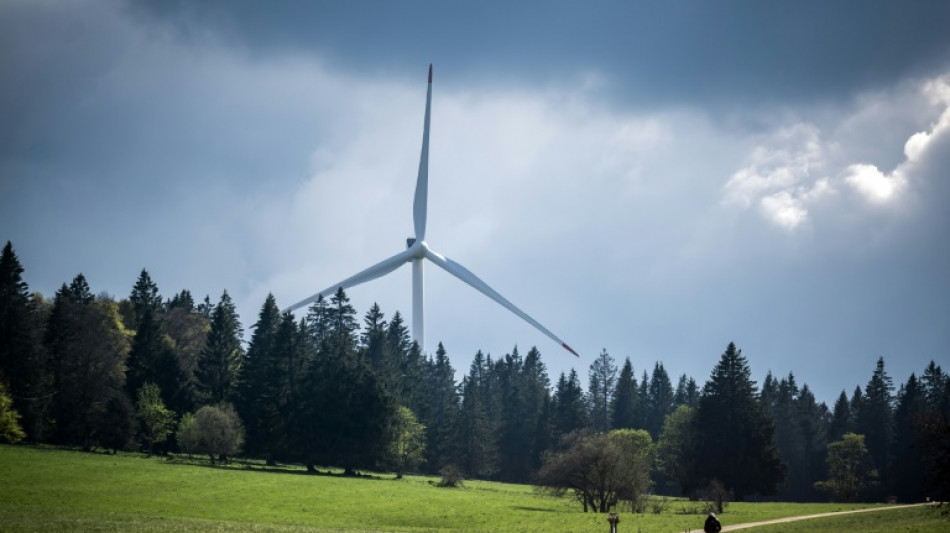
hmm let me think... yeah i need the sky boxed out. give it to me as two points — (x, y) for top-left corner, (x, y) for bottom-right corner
(2, 0), (949, 405)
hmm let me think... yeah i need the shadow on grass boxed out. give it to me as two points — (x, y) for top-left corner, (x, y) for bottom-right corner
(510, 506), (558, 513)
(164, 455), (391, 481)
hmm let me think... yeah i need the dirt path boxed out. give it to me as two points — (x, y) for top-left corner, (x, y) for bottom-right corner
(709, 502), (937, 531)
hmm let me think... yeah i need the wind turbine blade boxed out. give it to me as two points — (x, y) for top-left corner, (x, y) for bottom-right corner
(413, 64), (432, 241)
(424, 247), (579, 357)
(282, 248), (414, 313)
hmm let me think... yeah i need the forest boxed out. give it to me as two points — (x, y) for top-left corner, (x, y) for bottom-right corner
(1, 240), (948, 506)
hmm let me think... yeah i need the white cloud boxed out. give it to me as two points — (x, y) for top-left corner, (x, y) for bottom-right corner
(842, 77), (950, 205)
(724, 74), (950, 228)
(722, 123), (827, 229)
(843, 163), (904, 203)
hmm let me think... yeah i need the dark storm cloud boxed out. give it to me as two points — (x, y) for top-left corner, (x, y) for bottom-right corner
(128, 0), (950, 107)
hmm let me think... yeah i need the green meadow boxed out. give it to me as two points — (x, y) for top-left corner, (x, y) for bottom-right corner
(0, 445), (941, 533)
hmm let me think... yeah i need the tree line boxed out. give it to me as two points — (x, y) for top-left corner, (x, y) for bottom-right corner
(1, 241), (948, 506)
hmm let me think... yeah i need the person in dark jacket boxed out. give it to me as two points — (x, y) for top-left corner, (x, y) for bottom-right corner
(704, 512), (722, 533)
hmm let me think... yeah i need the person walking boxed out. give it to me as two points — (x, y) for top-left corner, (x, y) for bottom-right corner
(704, 512), (722, 533)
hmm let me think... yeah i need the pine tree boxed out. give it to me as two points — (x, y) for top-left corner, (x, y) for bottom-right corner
(552, 369), (588, 438)
(588, 349), (617, 433)
(645, 362), (674, 440)
(688, 342), (786, 500)
(921, 361), (947, 411)
(458, 350), (499, 478)
(771, 373), (805, 500)
(195, 291), (244, 405)
(66, 273), (93, 304)
(611, 358), (638, 430)
(828, 390), (851, 442)
(891, 373), (927, 501)
(796, 385), (829, 502)
(856, 357), (893, 494)
(297, 302), (394, 473)
(327, 288), (358, 355)
(129, 269), (162, 328)
(421, 342), (460, 473)
(166, 289), (195, 312)
(126, 305), (188, 413)
(0, 242), (51, 440)
(237, 294), (281, 460)
(674, 373), (700, 408)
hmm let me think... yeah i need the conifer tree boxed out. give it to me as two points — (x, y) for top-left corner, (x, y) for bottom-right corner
(552, 369), (588, 438)
(645, 362), (674, 440)
(795, 385), (829, 501)
(46, 288), (132, 449)
(458, 351), (499, 478)
(237, 294), (281, 460)
(297, 295), (394, 473)
(828, 391), (851, 442)
(195, 291), (244, 405)
(588, 349), (617, 433)
(610, 358), (638, 429)
(0, 242), (51, 440)
(891, 373), (926, 501)
(673, 373), (700, 408)
(129, 269), (162, 327)
(856, 357), (893, 493)
(421, 342), (460, 473)
(688, 342), (786, 500)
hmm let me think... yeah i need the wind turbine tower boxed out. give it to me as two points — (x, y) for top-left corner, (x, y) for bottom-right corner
(283, 65), (578, 358)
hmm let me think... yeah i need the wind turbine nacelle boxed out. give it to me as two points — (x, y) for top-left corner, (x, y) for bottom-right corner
(407, 238), (416, 248)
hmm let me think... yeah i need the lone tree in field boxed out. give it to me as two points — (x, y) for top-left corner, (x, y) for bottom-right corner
(177, 404), (245, 463)
(536, 429), (653, 513)
(687, 342), (786, 500)
(814, 432), (878, 502)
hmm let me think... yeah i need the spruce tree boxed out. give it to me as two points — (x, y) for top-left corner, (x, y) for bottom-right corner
(129, 269), (162, 328)
(610, 358), (638, 430)
(298, 299), (394, 473)
(0, 242), (51, 440)
(552, 369), (588, 438)
(796, 385), (829, 501)
(458, 351), (499, 478)
(421, 342), (460, 473)
(828, 391), (851, 442)
(237, 294), (281, 459)
(892, 373), (927, 502)
(645, 362), (674, 440)
(856, 357), (893, 494)
(195, 290), (244, 405)
(688, 342), (786, 500)
(673, 374), (700, 408)
(587, 349), (617, 433)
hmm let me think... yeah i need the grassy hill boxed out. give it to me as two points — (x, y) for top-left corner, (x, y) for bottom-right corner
(0, 444), (941, 532)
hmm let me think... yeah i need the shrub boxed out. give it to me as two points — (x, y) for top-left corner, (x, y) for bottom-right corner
(438, 464), (464, 487)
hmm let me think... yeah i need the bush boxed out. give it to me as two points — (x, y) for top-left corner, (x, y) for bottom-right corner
(175, 404), (244, 463)
(438, 464), (464, 487)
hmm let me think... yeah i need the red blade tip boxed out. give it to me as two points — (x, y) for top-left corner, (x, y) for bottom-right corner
(428, 64), (432, 83)
(562, 343), (579, 357)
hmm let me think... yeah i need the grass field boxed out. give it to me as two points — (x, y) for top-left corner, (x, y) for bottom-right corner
(0, 444), (942, 532)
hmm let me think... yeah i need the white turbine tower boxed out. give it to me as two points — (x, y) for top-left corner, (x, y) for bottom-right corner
(283, 65), (579, 357)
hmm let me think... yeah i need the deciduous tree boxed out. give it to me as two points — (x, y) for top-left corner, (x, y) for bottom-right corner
(136, 382), (176, 455)
(814, 433), (877, 502)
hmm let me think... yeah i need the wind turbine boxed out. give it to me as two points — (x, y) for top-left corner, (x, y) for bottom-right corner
(283, 65), (579, 357)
